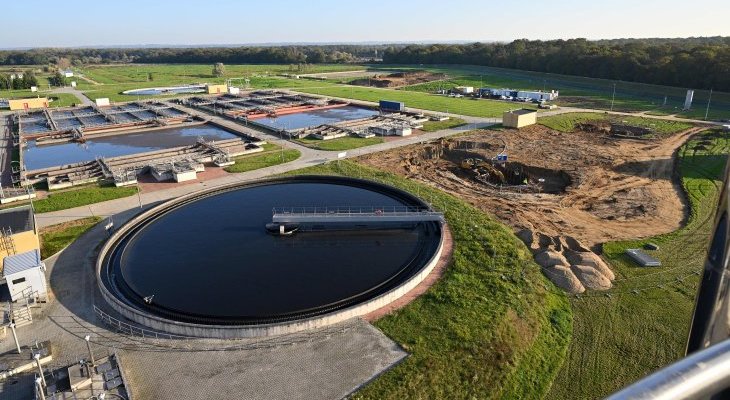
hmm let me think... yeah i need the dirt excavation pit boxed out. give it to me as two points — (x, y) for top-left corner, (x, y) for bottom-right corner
(349, 70), (446, 88)
(359, 123), (704, 293)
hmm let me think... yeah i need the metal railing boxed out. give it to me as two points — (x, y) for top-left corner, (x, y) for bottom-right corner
(273, 205), (435, 215)
(93, 305), (194, 340)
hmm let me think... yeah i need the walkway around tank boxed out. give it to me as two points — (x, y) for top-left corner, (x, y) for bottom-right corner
(0, 207), (408, 400)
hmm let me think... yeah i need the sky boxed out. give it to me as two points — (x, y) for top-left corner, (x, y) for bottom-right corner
(2, 0), (729, 48)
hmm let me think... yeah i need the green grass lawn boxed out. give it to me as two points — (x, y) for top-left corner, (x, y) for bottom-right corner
(538, 112), (694, 135)
(223, 147), (300, 173)
(1, 89), (81, 108)
(297, 85), (529, 118)
(78, 64), (365, 86)
(33, 183), (139, 213)
(548, 128), (730, 399)
(39, 217), (101, 259)
(295, 136), (384, 151)
(284, 161), (572, 399)
(420, 117), (467, 132)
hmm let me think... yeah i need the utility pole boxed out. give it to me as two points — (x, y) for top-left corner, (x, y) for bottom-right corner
(610, 83), (617, 112)
(705, 88), (713, 121)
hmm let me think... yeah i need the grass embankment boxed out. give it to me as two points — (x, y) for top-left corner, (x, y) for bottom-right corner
(420, 117), (467, 132)
(33, 183), (139, 213)
(298, 85), (529, 118)
(548, 129), (730, 399)
(538, 112), (694, 135)
(285, 161), (572, 399)
(295, 136), (384, 151)
(224, 143), (300, 173)
(39, 217), (101, 259)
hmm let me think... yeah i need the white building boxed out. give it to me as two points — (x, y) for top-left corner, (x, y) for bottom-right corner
(3, 249), (46, 302)
(63, 70), (74, 78)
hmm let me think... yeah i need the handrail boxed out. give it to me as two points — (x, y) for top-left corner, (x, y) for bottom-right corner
(93, 305), (194, 340)
(272, 205), (437, 215)
(606, 338), (730, 400)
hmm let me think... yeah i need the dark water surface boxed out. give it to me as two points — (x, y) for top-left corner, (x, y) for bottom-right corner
(24, 124), (237, 170)
(115, 181), (439, 321)
(255, 106), (378, 130)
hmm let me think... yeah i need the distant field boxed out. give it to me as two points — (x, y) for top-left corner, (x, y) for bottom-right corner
(78, 64), (365, 86)
(548, 129), (729, 399)
(538, 112), (694, 135)
(298, 85), (525, 118)
(387, 64), (730, 120)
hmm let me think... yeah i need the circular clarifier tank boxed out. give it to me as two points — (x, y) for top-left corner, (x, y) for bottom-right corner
(97, 176), (444, 337)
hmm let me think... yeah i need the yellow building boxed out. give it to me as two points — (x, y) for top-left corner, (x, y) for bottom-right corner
(8, 97), (49, 111)
(502, 109), (537, 128)
(0, 205), (40, 264)
(206, 84), (228, 94)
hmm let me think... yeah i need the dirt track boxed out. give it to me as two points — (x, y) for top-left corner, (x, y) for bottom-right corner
(359, 124), (704, 249)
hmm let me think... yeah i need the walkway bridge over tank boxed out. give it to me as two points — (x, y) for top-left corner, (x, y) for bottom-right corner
(271, 206), (445, 224)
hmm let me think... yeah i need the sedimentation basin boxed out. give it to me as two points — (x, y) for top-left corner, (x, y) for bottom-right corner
(97, 176), (445, 338)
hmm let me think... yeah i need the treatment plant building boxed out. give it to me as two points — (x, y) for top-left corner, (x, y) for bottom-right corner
(503, 109), (538, 128)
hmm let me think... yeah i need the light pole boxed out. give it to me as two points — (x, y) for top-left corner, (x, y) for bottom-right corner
(9, 322), (21, 353)
(34, 353), (46, 388)
(705, 88), (713, 121)
(84, 334), (96, 366)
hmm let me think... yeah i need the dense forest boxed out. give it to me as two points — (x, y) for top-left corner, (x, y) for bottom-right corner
(1, 37), (728, 90)
(0, 45), (386, 66)
(382, 38), (730, 91)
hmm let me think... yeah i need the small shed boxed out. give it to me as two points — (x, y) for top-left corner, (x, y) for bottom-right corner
(8, 97), (49, 111)
(3, 249), (46, 302)
(503, 109), (537, 128)
(206, 84), (228, 94)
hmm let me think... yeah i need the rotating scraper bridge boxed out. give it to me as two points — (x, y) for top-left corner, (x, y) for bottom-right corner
(272, 206), (445, 224)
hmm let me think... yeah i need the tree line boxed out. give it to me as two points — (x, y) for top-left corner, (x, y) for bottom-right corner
(0, 45), (385, 66)
(0, 70), (39, 90)
(382, 38), (730, 91)
(0, 38), (728, 90)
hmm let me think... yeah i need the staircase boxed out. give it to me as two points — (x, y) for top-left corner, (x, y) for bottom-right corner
(0, 227), (16, 256)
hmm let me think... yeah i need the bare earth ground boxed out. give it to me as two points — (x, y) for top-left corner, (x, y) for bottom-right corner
(359, 124), (704, 250)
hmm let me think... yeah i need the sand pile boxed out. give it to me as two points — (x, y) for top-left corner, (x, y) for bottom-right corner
(517, 228), (614, 294)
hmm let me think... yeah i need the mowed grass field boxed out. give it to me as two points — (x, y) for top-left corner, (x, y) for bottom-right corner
(548, 129), (730, 399)
(76, 64), (352, 102)
(298, 85), (527, 118)
(295, 136), (384, 151)
(538, 112), (694, 135)
(39, 217), (101, 259)
(223, 143), (300, 173)
(285, 161), (572, 399)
